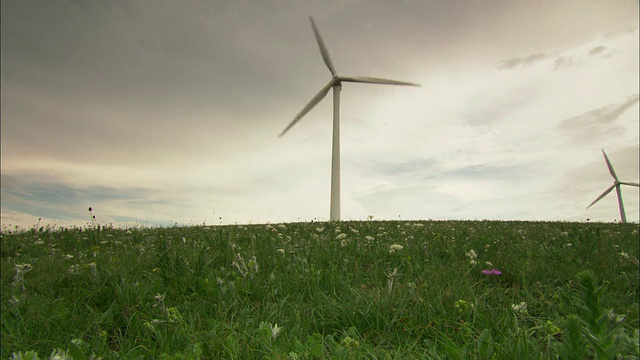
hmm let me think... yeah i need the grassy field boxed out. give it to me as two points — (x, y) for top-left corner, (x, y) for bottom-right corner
(1, 220), (638, 359)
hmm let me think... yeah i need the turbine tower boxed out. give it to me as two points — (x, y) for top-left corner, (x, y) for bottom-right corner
(587, 149), (640, 223)
(279, 17), (419, 221)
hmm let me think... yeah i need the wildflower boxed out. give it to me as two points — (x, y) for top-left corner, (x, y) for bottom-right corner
(316, 227), (324, 233)
(336, 233), (347, 240)
(386, 267), (401, 294)
(271, 323), (282, 340)
(14, 263), (33, 274)
(469, 259), (477, 266)
(389, 244), (403, 253)
(365, 236), (374, 241)
(350, 228), (359, 234)
(64, 254), (74, 259)
(511, 301), (527, 312)
(277, 248), (285, 254)
(68, 264), (79, 275)
(481, 269), (502, 275)
(12, 263), (33, 289)
(34, 240), (44, 245)
(341, 239), (349, 247)
(485, 261), (493, 267)
(153, 293), (165, 308)
(465, 250), (477, 260)
(619, 252), (629, 260)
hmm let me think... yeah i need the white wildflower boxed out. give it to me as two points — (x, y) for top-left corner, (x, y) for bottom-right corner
(277, 248), (285, 254)
(336, 233), (347, 240)
(12, 263), (33, 288)
(386, 267), (401, 294)
(271, 323), (282, 340)
(68, 264), (79, 275)
(389, 244), (403, 253)
(465, 250), (477, 260)
(511, 301), (528, 313)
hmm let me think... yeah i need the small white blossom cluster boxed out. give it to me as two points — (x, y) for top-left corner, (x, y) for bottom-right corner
(466, 250), (478, 266)
(511, 301), (528, 313)
(389, 244), (403, 254)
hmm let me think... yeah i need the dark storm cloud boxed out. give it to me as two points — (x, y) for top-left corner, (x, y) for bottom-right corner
(1, 0), (307, 167)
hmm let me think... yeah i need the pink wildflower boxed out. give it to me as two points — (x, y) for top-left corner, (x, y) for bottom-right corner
(481, 269), (502, 275)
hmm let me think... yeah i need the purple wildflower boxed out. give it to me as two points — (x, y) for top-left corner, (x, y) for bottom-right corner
(481, 269), (502, 275)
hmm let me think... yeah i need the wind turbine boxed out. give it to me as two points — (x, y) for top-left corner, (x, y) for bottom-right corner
(587, 149), (640, 223)
(279, 16), (419, 221)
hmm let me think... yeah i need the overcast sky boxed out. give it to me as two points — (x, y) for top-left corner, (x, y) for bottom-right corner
(2, 0), (639, 229)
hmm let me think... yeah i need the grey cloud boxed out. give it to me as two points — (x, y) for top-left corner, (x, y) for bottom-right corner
(0, 173), (157, 214)
(588, 46), (607, 55)
(498, 52), (549, 69)
(553, 56), (577, 70)
(556, 95), (640, 144)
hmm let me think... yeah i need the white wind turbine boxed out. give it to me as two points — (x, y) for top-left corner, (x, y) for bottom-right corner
(279, 17), (419, 221)
(587, 149), (640, 223)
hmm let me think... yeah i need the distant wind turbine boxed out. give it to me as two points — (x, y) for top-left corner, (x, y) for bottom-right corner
(279, 16), (419, 221)
(587, 149), (640, 223)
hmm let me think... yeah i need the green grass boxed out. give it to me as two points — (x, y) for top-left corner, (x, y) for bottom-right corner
(1, 220), (638, 359)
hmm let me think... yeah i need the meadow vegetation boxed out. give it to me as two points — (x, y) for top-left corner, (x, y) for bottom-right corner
(1, 220), (639, 359)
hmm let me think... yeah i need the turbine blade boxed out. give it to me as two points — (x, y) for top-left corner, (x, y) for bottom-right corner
(309, 17), (337, 76)
(587, 184), (616, 209)
(279, 80), (335, 137)
(601, 149), (619, 181)
(619, 181), (640, 187)
(339, 76), (420, 86)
